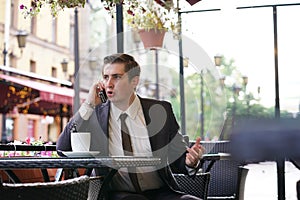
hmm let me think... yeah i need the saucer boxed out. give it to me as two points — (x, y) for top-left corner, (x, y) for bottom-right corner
(61, 151), (100, 157)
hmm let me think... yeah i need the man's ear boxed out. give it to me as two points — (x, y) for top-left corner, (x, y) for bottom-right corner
(131, 76), (139, 87)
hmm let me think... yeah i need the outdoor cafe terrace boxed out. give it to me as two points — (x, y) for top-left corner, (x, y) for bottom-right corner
(1, 0), (300, 200)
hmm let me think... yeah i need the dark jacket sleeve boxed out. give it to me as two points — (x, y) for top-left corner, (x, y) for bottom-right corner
(56, 111), (86, 153)
(163, 101), (189, 174)
(56, 104), (109, 156)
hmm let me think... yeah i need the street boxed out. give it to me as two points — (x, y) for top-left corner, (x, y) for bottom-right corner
(244, 161), (300, 200)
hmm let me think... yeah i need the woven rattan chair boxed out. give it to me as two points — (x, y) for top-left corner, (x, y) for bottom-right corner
(88, 176), (104, 200)
(0, 175), (90, 200)
(174, 172), (210, 200)
(200, 140), (248, 200)
(173, 135), (211, 199)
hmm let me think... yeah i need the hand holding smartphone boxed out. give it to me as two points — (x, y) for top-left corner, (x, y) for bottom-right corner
(96, 86), (107, 103)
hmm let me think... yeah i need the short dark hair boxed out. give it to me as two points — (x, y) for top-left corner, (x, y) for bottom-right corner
(103, 53), (141, 80)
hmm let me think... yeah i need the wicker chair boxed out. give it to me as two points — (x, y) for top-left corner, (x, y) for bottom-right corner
(0, 175), (90, 200)
(174, 172), (210, 200)
(172, 135), (211, 199)
(88, 176), (104, 200)
(199, 140), (248, 200)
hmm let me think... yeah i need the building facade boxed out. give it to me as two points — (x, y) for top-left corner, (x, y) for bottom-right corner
(0, 0), (93, 143)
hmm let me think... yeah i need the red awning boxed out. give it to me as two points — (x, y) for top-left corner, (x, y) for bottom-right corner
(0, 74), (73, 105)
(0, 73), (74, 116)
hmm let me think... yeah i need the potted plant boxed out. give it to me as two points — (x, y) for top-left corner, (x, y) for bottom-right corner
(20, 0), (85, 18)
(19, 0), (178, 48)
(102, 0), (179, 48)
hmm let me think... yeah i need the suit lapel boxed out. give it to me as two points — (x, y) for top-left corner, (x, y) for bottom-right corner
(139, 98), (161, 155)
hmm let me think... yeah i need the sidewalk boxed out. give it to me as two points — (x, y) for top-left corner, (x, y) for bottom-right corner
(244, 161), (300, 200)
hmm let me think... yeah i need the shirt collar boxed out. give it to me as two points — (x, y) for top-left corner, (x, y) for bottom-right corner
(111, 94), (141, 120)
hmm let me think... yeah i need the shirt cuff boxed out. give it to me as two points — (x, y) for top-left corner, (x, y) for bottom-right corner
(185, 160), (201, 176)
(79, 102), (94, 120)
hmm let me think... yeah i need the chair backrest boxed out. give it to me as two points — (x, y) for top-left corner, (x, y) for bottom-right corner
(0, 175), (90, 200)
(88, 176), (104, 200)
(200, 140), (246, 199)
(235, 166), (249, 200)
(174, 172), (210, 200)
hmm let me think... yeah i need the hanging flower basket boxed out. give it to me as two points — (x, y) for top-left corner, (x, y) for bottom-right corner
(138, 29), (166, 49)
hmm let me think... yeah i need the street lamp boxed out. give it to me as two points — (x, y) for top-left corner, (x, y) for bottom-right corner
(2, 30), (27, 143)
(73, 7), (80, 113)
(219, 76), (226, 88)
(242, 76), (248, 90)
(178, 7), (221, 136)
(16, 30), (28, 49)
(200, 69), (205, 139)
(3, 30), (28, 66)
(61, 58), (68, 77)
(214, 54), (223, 67)
(184, 56), (205, 138)
(183, 57), (189, 68)
(242, 76), (250, 116)
(154, 49), (159, 99)
(232, 84), (241, 128)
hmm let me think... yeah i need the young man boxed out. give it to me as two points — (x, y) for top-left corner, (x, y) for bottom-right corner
(57, 53), (205, 200)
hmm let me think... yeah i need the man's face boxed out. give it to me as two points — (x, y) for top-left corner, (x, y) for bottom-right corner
(102, 63), (138, 106)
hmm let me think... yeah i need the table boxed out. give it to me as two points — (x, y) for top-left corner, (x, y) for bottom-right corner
(0, 145), (231, 198)
(0, 156), (161, 198)
(0, 156), (161, 181)
(0, 156), (161, 169)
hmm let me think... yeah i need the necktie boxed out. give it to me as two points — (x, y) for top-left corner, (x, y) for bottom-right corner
(120, 113), (142, 193)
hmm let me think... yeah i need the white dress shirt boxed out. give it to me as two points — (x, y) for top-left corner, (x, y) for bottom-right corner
(108, 95), (164, 192)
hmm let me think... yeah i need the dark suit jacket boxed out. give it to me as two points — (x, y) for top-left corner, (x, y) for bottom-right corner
(57, 96), (189, 192)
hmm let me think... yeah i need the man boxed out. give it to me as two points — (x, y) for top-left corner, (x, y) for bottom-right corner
(57, 53), (205, 200)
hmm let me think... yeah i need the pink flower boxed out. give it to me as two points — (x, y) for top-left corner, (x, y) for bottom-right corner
(20, 4), (25, 9)
(127, 9), (134, 16)
(25, 137), (31, 145)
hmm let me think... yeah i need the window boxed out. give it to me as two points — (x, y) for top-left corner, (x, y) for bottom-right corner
(11, 0), (18, 28)
(51, 67), (57, 78)
(9, 54), (17, 68)
(30, 60), (36, 73)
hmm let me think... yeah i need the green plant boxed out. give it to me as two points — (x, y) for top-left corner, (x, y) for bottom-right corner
(102, 0), (178, 33)
(20, 0), (85, 18)
(19, 0), (178, 34)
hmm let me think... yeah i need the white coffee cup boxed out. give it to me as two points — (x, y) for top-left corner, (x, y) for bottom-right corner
(71, 132), (91, 152)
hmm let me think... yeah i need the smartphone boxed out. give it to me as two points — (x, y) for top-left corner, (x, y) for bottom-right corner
(97, 88), (108, 103)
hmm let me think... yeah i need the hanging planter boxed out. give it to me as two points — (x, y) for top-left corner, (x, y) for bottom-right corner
(20, 0), (85, 18)
(138, 29), (166, 49)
